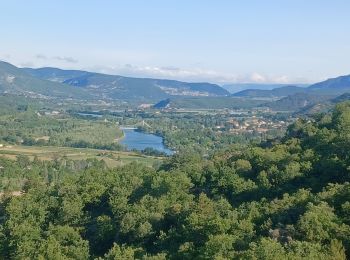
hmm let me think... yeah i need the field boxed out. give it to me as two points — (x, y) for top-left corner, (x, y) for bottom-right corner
(0, 145), (161, 167)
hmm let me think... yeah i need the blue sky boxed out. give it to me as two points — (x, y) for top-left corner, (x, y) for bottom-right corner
(1, 0), (349, 84)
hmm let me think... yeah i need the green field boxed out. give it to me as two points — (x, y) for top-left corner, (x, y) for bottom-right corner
(0, 145), (160, 167)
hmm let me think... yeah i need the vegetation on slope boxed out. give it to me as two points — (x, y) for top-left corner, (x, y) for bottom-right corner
(0, 61), (90, 99)
(1, 102), (350, 258)
(23, 66), (230, 101)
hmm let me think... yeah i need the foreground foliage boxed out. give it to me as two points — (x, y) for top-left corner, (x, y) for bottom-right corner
(1, 102), (350, 259)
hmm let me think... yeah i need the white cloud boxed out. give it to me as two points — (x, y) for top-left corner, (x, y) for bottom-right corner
(33, 54), (78, 63)
(35, 54), (48, 60)
(53, 56), (78, 63)
(92, 64), (238, 83)
(250, 73), (266, 83)
(86, 64), (304, 84)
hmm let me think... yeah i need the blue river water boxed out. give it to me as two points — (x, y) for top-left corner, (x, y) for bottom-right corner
(120, 128), (174, 155)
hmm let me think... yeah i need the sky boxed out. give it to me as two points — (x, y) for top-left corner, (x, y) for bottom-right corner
(1, 0), (349, 84)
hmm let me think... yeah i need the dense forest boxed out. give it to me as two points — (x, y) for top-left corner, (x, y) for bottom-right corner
(0, 108), (123, 151)
(1, 102), (350, 259)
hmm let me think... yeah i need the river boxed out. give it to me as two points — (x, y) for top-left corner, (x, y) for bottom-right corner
(120, 128), (174, 155)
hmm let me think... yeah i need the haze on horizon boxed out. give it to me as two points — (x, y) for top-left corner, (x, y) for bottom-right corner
(1, 0), (349, 85)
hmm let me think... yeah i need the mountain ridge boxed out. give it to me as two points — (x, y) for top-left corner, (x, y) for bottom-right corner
(23, 66), (229, 100)
(232, 85), (306, 98)
(0, 61), (91, 99)
(223, 83), (308, 94)
(232, 74), (350, 98)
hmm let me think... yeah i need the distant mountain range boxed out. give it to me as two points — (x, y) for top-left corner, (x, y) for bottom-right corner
(211, 75), (350, 114)
(309, 75), (350, 90)
(2, 60), (350, 111)
(232, 85), (307, 98)
(232, 75), (350, 99)
(0, 61), (229, 101)
(22, 66), (229, 100)
(222, 83), (309, 94)
(230, 75), (350, 111)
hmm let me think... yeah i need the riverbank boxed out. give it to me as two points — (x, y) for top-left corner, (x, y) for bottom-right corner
(119, 128), (174, 155)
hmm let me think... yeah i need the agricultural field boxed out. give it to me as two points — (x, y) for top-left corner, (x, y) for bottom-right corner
(0, 145), (160, 168)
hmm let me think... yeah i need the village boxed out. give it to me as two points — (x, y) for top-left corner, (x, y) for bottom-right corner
(215, 115), (292, 134)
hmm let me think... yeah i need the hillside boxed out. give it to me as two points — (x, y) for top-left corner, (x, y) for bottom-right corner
(221, 83), (305, 94)
(263, 93), (333, 111)
(233, 85), (306, 98)
(23, 67), (89, 82)
(0, 61), (90, 99)
(238, 75), (350, 99)
(24, 67), (229, 101)
(297, 92), (350, 115)
(332, 92), (350, 103)
(252, 75), (350, 112)
(309, 74), (350, 90)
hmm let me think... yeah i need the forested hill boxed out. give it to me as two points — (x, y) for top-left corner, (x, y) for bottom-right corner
(233, 85), (306, 97)
(0, 60), (229, 101)
(309, 74), (350, 91)
(1, 102), (350, 259)
(0, 61), (90, 99)
(23, 66), (229, 100)
(232, 74), (350, 98)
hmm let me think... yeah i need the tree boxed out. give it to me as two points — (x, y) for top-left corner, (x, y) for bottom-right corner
(40, 225), (89, 260)
(297, 202), (350, 243)
(103, 243), (138, 260)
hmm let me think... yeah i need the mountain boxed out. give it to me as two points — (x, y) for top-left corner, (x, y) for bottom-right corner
(1, 61), (228, 102)
(222, 83), (289, 94)
(0, 61), (90, 99)
(331, 92), (350, 103)
(309, 74), (350, 91)
(264, 75), (350, 111)
(23, 67), (230, 100)
(23, 67), (88, 82)
(232, 75), (350, 98)
(263, 93), (332, 111)
(233, 85), (306, 98)
(16, 63), (350, 105)
(153, 98), (171, 109)
(297, 92), (350, 115)
(241, 75), (350, 111)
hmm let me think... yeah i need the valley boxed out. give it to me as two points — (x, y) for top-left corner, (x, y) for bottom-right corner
(1, 62), (350, 259)
(2, 2), (350, 259)
(1, 89), (350, 258)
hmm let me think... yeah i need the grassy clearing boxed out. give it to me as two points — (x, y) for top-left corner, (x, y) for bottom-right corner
(0, 145), (161, 167)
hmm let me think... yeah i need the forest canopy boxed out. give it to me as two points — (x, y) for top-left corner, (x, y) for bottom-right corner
(1, 102), (350, 259)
